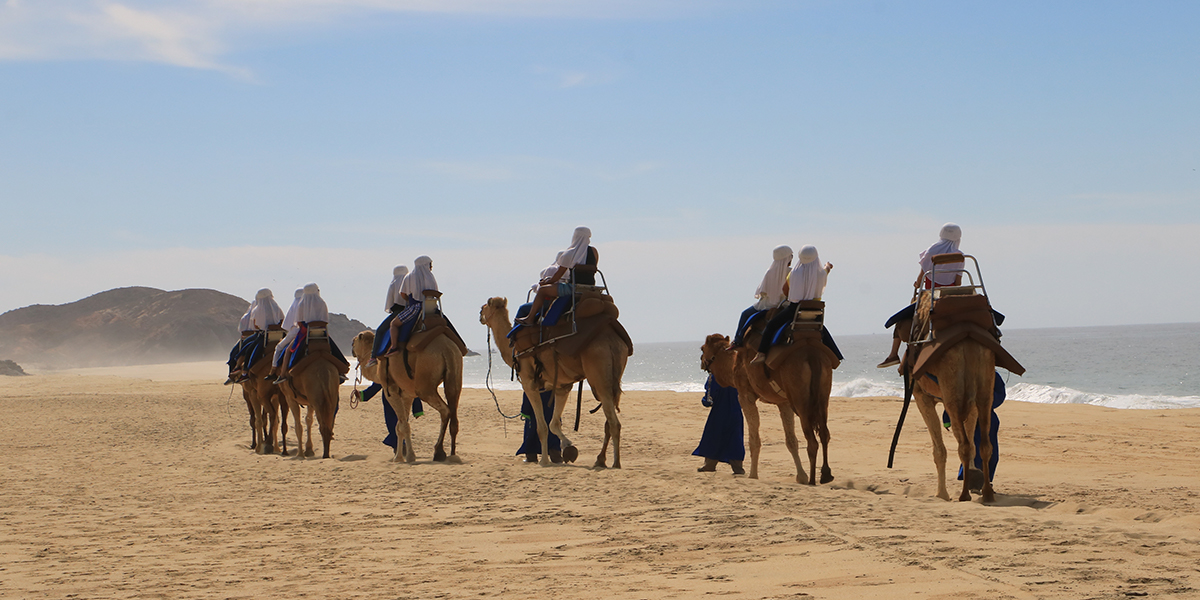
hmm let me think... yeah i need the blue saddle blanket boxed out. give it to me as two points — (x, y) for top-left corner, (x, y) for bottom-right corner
(508, 296), (572, 338)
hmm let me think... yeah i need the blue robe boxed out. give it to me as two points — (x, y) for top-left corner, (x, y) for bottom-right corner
(692, 375), (745, 463)
(360, 383), (424, 450)
(516, 390), (561, 455)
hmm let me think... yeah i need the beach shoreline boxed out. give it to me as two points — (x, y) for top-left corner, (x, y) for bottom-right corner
(2, 367), (1198, 599)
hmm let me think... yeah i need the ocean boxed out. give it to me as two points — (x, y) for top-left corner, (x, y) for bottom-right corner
(462, 322), (1200, 410)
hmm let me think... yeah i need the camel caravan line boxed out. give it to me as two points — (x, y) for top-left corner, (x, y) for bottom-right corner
(224, 224), (1025, 504)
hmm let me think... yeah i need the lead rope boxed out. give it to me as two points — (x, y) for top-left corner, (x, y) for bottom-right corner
(486, 327), (522, 427)
(349, 364), (361, 409)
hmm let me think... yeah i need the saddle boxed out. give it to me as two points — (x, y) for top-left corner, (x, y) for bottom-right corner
(906, 294), (1024, 378)
(763, 301), (842, 370)
(245, 326), (288, 378)
(405, 312), (470, 356)
(510, 312), (633, 359)
(290, 322), (350, 378)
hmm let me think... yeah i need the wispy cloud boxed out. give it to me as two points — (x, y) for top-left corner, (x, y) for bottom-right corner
(0, 0), (711, 76)
(532, 64), (621, 88)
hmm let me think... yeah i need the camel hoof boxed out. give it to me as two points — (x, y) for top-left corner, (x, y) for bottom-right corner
(611, 461), (621, 469)
(796, 474), (809, 485)
(433, 448), (448, 462)
(966, 468), (987, 492)
(820, 467), (834, 484)
(549, 449), (563, 464)
(593, 459), (607, 469)
(561, 446), (578, 463)
(959, 491), (972, 502)
(982, 490), (996, 504)
(304, 450), (315, 458)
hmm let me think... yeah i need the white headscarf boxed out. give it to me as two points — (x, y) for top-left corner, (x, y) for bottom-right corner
(400, 255), (438, 300)
(282, 287), (304, 331)
(385, 265), (409, 311)
(238, 299), (255, 332)
(753, 245), (792, 310)
(295, 282), (330, 323)
(788, 245), (828, 302)
(250, 288), (285, 329)
(555, 227), (592, 269)
(919, 222), (964, 286)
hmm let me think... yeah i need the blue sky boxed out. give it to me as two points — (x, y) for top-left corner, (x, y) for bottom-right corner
(2, 0), (1198, 345)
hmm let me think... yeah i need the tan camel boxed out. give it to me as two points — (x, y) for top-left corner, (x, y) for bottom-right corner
(705, 303), (838, 485)
(479, 297), (631, 468)
(350, 330), (462, 463)
(700, 333), (807, 482)
(911, 339), (997, 502)
(277, 348), (343, 458)
(242, 374), (285, 455)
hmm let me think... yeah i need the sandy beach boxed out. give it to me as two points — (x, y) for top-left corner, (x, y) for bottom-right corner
(2, 362), (1199, 599)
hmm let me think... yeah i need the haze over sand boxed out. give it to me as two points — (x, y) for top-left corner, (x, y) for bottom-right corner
(2, 362), (1198, 598)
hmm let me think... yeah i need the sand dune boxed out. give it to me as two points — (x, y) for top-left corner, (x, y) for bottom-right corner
(2, 365), (1198, 599)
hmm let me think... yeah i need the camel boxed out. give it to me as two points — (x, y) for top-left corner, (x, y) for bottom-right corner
(275, 327), (344, 459)
(701, 333), (805, 482)
(702, 317), (836, 485)
(350, 330), (462, 464)
(911, 338), (997, 502)
(242, 373), (285, 455)
(479, 296), (631, 469)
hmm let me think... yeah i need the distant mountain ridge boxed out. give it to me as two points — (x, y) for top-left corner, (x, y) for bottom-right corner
(0, 287), (368, 369)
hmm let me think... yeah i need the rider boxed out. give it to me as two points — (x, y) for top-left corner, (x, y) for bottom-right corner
(515, 226), (597, 326)
(370, 265), (409, 363)
(876, 223), (964, 368)
(750, 245), (835, 365)
(732, 245), (792, 348)
(385, 256), (436, 354)
(274, 282), (350, 383)
(265, 287), (304, 382)
(231, 288), (285, 382)
(223, 293), (259, 384)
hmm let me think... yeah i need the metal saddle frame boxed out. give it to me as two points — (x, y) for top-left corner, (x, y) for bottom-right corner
(908, 252), (995, 345)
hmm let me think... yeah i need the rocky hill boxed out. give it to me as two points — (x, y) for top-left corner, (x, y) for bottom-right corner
(0, 287), (368, 369)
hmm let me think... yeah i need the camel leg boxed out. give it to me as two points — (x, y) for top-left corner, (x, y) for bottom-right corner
(740, 394), (762, 480)
(385, 392), (414, 463)
(304, 405), (315, 458)
(287, 399), (303, 459)
(913, 391), (950, 501)
(975, 373), (997, 504)
(317, 384), (337, 460)
(521, 375), (554, 467)
(777, 404), (808, 485)
(548, 385), (576, 461)
(268, 392), (282, 454)
(584, 356), (622, 469)
(815, 357), (834, 484)
(420, 388), (451, 462)
(244, 388), (258, 450)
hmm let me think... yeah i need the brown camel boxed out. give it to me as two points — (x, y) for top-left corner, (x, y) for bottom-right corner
(479, 297), (630, 469)
(705, 304), (838, 485)
(277, 337), (343, 459)
(350, 330), (462, 464)
(700, 333), (808, 482)
(911, 338), (997, 502)
(242, 373), (285, 455)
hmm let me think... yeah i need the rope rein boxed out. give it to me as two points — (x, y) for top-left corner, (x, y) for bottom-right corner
(486, 326), (522, 421)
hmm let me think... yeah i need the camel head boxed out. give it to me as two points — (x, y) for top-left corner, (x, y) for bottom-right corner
(351, 330), (375, 364)
(480, 296), (509, 326)
(700, 333), (732, 373)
